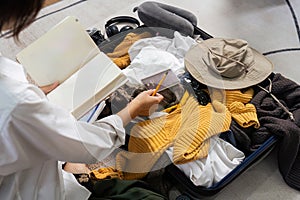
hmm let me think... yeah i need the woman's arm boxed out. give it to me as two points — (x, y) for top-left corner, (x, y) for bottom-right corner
(1, 86), (163, 175)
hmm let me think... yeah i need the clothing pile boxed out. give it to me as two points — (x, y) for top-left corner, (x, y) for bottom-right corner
(91, 30), (300, 192)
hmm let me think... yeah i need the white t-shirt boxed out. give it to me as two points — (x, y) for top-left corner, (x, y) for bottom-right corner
(0, 56), (126, 200)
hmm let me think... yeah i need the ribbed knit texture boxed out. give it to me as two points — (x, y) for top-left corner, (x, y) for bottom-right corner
(173, 99), (232, 164)
(116, 92), (232, 179)
(116, 92), (190, 180)
(107, 32), (152, 69)
(229, 102), (260, 128)
(225, 88), (254, 106)
(90, 167), (123, 180)
(129, 107), (182, 153)
(115, 87), (258, 178)
(209, 88), (254, 106)
(115, 104), (183, 180)
(208, 87), (259, 129)
(115, 150), (163, 180)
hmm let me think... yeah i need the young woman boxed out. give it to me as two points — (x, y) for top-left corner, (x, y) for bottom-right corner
(0, 1), (164, 199)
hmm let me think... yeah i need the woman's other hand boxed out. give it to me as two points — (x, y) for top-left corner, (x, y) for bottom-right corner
(39, 81), (59, 95)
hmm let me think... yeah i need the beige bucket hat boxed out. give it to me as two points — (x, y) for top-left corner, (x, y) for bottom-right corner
(185, 38), (274, 89)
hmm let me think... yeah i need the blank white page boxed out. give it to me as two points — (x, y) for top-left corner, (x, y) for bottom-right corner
(16, 16), (100, 86)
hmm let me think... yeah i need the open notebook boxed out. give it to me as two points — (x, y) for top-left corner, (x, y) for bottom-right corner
(16, 16), (127, 119)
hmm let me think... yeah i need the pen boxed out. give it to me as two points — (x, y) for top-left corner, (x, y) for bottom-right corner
(151, 70), (169, 96)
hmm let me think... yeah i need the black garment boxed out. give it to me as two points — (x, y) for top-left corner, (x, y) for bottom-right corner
(88, 179), (167, 200)
(229, 121), (254, 156)
(230, 120), (274, 156)
(74, 172), (168, 200)
(251, 73), (300, 191)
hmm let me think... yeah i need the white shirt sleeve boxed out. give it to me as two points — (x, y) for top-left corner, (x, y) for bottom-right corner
(1, 86), (125, 176)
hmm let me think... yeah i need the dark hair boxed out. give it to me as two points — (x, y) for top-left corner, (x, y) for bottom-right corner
(0, 0), (44, 39)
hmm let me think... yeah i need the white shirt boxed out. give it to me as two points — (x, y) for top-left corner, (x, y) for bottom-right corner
(0, 56), (126, 200)
(166, 136), (245, 187)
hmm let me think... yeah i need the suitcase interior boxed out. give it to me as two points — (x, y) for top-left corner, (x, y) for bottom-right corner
(91, 26), (280, 200)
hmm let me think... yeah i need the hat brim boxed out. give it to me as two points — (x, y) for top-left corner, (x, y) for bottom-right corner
(185, 41), (274, 90)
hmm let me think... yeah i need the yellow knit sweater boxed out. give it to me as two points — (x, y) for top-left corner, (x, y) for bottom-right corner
(93, 88), (260, 181)
(117, 92), (232, 179)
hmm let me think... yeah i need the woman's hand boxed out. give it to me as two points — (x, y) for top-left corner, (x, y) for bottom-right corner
(39, 81), (59, 95)
(129, 89), (164, 117)
(117, 89), (164, 126)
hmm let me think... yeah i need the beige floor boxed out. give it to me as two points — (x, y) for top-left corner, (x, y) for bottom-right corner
(1, 0), (300, 199)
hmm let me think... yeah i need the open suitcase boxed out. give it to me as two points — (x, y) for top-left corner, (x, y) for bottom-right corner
(86, 2), (300, 199)
(89, 26), (281, 199)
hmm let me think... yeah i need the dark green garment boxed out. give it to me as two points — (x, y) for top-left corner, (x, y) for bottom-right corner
(88, 179), (167, 200)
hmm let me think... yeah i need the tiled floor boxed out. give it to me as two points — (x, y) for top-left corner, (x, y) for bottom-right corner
(1, 0), (300, 199)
